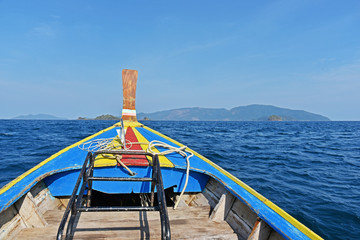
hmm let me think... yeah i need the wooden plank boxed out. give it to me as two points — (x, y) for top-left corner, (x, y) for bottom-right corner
(58, 197), (69, 208)
(0, 205), (18, 228)
(0, 206), (27, 240)
(224, 197), (260, 240)
(202, 178), (232, 210)
(17, 216), (235, 239)
(43, 206), (211, 225)
(15, 192), (47, 228)
(230, 198), (258, 228)
(15, 205), (237, 239)
(210, 193), (235, 222)
(177, 233), (239, 240)
(0, 188), (52, 239)
(225, 209), (252, 240)
(174, 192), (210, 207)
(189, 192), (210, 206)
(205, 178), (227, 199)
(203, 177), (263, 240)
(75, 218), (233, 238)
(202, 187), (219, 208)
(30, 181), (64, 215)
(247, 219), (272, 240)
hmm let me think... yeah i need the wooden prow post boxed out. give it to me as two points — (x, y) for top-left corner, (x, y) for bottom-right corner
(122, 69), (138, 122)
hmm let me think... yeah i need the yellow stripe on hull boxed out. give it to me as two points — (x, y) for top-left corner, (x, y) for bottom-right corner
(94, 136), (122, 168)
(132, 127), (174, 167)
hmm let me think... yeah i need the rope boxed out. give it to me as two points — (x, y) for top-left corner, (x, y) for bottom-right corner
(78, 136), (136, 175)
(146, 140), (193, 209)
(79, 133), (193, 209)
(78, 137), (124, 152)
(115, 155), (135, 176)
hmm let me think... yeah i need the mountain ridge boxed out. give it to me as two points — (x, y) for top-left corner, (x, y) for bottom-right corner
(137, 104), (330, 121)
(12, 114), (66, 120)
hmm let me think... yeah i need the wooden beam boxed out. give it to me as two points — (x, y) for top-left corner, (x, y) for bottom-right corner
(122, 69), (138, 122)
(210, 193), (235, 222)
(0, 205), (26, 239)
(15, 192), (47, 228)
(247, 219), (272, 240)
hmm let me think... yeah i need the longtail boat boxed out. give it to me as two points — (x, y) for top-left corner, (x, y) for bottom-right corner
(0, 69), (323, 240)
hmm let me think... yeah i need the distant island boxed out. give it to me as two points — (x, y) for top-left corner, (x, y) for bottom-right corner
(12, 114), (66, 120)
(16, 105), (329, 121)
(268, 115), (283, 121)
(137, 105), (330, 121)
(77, 114), (121, 120)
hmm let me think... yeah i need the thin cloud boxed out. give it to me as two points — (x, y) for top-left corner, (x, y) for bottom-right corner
(30, 24), (56, 37)
(313, 61), (360, 84)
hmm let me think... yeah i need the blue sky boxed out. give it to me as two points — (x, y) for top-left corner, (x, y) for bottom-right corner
(1, 1), (359, 120)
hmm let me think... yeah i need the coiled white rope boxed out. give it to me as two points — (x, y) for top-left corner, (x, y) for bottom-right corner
(78, 138), (136, 175)
(146, 140), (193, 209)
(78, 137), (122, 152)
(79, 138), (136, 152)
(79, 136), (193, 209)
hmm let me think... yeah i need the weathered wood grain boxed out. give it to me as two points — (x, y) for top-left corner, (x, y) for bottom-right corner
(174, 192), (210, 207)
(30, 181), (64, 215)
(122, 69), (138, 122)
(43, 206), (211, 225)
(16, 206), (237, 239)
(210, 193), (235, 222)
(247, 219), (272, 240)
(0, 207), (26, 240)
(15, 192), (47, 228)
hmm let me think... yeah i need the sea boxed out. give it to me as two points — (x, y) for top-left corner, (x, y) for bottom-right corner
(0, 120), (359, 239)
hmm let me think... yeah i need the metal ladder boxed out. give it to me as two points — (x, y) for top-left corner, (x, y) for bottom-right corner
(57, 150), (171, 240)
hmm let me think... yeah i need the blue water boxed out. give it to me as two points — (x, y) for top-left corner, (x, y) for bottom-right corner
(0, 120), (359, 239)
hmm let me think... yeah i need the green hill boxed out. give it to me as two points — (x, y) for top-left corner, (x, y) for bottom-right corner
(94, 114), (121, 120)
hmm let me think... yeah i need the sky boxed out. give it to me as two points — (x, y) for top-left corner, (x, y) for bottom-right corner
(0, 1), (360, 120)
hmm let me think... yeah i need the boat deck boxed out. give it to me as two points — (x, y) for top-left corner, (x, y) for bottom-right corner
(16, 206), (238, 239)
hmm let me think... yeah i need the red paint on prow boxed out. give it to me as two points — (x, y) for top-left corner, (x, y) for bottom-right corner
(121, 127), (149, 166)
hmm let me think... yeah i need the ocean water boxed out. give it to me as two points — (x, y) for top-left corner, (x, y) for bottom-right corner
(0, 120), (359, 239)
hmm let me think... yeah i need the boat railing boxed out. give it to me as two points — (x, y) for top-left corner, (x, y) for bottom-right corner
(57, 150), (171, 240)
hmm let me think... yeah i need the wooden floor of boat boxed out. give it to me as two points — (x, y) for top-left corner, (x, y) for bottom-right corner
(16, 206), (238, 239)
